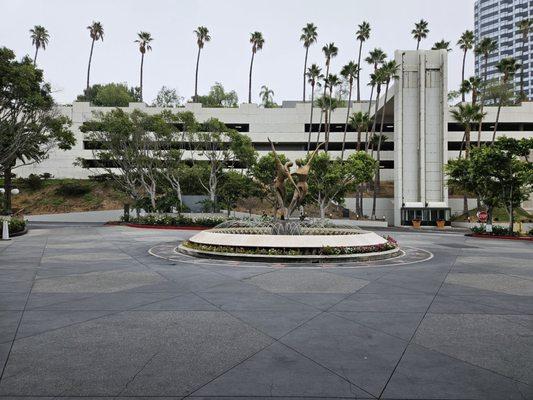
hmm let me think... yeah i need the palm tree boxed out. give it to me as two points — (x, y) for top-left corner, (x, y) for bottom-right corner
(248, 31), (265, 103)
(306, 64), (323, 153)
(412, 19), (429, 50)
(457, 30), (474, 102)
(300, 23), (318, 102)
(193, 26), (211, 102)
(340, 61), (359, 159)
(316, 43), (338, 141)
(370, 132), (388, 219)
(517, 19), (531, 101)
(86, 21), (104, 91)
(474, 37), (498, 146)
(135, 31), (153, 102)
(432, 40), (452, 51)
(364, 48), (386, 150)
(459, 76), (483, 147)
(450, 103), (484, 212)
(259, 85), (274, 107)
(29, 25), (49, 65)
(368, 68), (386, 158)
(349, 111), (370, 151)
(324, 74), (341, 151)
(355, 21), (371, 102)
(492, 58), (520, 143)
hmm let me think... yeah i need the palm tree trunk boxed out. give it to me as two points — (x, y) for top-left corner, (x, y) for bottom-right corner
(316, 64), (330, 143)
(416, 39), (420, 50)
(357, 128), (362, 151)
(324, 106), (329, 152)
(33, 46), (38, 66)
(2, 164), (14, 215)
(87, 39), (95, 91)
(492, 100), (502, 144)
(477, 55), (489, 146)
(520, 34), (526, 100)
(370, 84), (381, 157)
(377, 81), (390, 188)
(461, 49), (467, 102)
(194, 46), (201, 102)
(306, 84), (315, 154)
(248, 52), (255, 103)
(341, 81), (353, 160)
(356, 40), (363, 102)
(302, 47), (309, 102)
(365, 84), (375, 151)
(139, 53), (144, 102)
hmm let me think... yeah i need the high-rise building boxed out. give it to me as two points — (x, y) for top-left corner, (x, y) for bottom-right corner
(474, 0), (532, 99)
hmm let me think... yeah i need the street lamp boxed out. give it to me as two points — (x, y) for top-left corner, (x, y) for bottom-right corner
(0, 187), (21, 240)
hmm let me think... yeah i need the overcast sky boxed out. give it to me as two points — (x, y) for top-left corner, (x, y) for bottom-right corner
(1, 0), (475, 105)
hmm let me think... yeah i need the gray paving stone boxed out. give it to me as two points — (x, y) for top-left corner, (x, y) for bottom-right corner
(381, 344), (527, 399)
(0, 292), (28, 311)
(0, 311), (22, 343)
(199, 290), (317, 312)
(330, 292), (434, 313)
(193, 342), (370, 398)
(280, 312), (407, 397)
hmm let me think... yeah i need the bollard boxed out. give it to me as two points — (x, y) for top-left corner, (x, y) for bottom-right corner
(2, 219), (10, 240)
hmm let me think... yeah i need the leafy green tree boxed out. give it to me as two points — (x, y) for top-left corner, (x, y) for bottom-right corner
(340, 61), (359, 159)
(308, 151), (376, 218)
(193, 26), (211, 102)
(250, 151), (291, 212)
(29, 25), (49, 65)
(153, 86), (183, 107)
(86, 21), (104, 91)
(135, 31), (153, 102)
(432, 40), (451, 51)
(355, 21), (371, 102)
(0, 47), (74, 214)
(460, 76), (482, 107)
(305, 64), (323, 153)
(446, 138), (533, 233)
(248, 31), (265, 103)
(197, 82), (238, 107)
(492, 58), (520, 142)
(218, 171), (255, 216)
(412, 19), (429, 50)
(517, 19), (531, 101)
(300, 23), (318, 102)
(76, 83), (140, 106)
(457, 30), (474, 102)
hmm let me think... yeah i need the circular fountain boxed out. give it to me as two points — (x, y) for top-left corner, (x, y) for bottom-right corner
(178, 219), (401, 263)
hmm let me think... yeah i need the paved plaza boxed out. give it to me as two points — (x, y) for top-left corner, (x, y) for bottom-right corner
(0, 224), (531, 399)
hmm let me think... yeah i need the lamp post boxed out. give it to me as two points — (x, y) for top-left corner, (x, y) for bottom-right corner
(0, 188), (20, 240)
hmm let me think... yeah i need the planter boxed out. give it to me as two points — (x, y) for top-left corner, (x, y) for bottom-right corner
(412, 219), (422, 229)
(436, 220), (446, 229)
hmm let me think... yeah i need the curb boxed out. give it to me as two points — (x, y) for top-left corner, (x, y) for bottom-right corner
(466, 233), (533, 242)
(107, 222), (209, 231)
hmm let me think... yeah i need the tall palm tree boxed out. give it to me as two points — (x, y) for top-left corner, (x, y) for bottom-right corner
(474, 37), (498, 146)
(86, 21), (104, 91)
(450, 103), (484, 212)
(29, 25), (49, 65)
(349, 111), (370, 151)
(135, 31), (153, 102)
(300, 23), (318, 102)
(324, 74), (341, 151)
(316, 43), (338, 141)
(517, 19), (531, 101)
(248, 32), (265, 103)
(259, 85), (274, 107)
(368, 68), (386, 158)
(355, 21), (371, 102)
(412, 19), (429, 50)
(459, 76), (483, 148)
(340, 61), (359, 159)
(492, 58), (520, 143)
(193, 26), (211, 102)
(457, 30), (474, 102)
(306, 64), (323, 153)
(364, 48), (386, 150)
(432, 40), (452, 51)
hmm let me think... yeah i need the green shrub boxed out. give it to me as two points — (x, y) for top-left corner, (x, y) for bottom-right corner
(0, 218), (26, 235)
(19, 174), (43, 191)
(123, 214), (225, 227)
(55, 182), (91, 197)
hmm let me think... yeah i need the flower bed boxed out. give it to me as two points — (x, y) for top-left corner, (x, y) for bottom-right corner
(182, 235), (398, 256)
(469, 225), (533, 240)
(120, 214), (226, 228)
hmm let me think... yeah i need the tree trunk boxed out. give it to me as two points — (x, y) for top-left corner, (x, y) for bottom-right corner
(248, 52), (255, 103)
(306, 84), (315, 154)
(365, 84), (375, 151)
(492, 101), (502, 144)
(316, 64), (330, 143)
(140, 53), (144, 102)
(194, 46), (201, 102)
(376, 80), (390, 189)
(341, 81), (353, 160)
(461, 49), (467, 102)
(357, 128), (362, 151)
(477, 55), (489, 147)
(87, 39), (95, 91)
(33, 46), (38, 66)
(416, 39), (420, 50)
(209, 167), (217, 212)
(303, 47), (309, 102)
(463, 126), (471, 214)
(520, 34), (526, 100)
(356, 40), (363, 102)
(324, 107), (329, 152)
(370, 84), (382, 157)
(2, 166), (12, 215)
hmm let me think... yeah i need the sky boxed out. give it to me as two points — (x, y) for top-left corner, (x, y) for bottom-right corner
(1, 0), (476, 105)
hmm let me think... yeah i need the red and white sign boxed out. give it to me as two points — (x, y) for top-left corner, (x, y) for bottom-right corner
(477, 211), (488, 223)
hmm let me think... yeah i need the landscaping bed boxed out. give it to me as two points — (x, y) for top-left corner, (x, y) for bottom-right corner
(0, 218), (27, 237)
(117, 214), (226, 229)
(467, 225), (533, 241)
